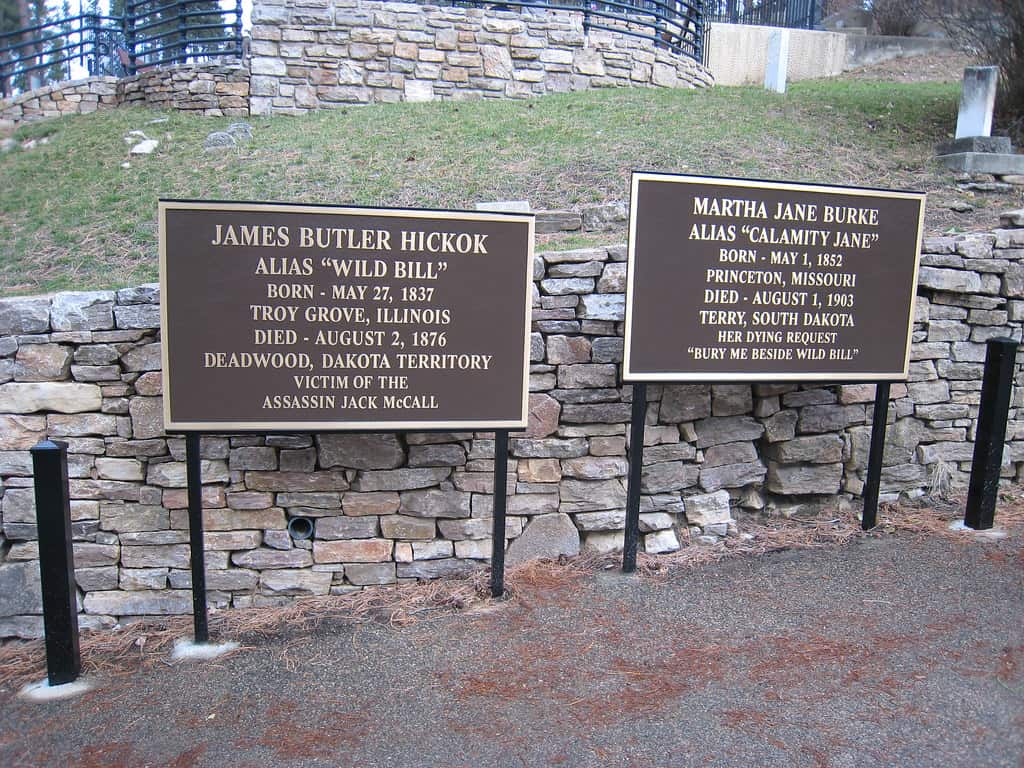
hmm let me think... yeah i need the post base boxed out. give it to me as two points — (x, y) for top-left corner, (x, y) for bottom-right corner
(18, 677), (93, 702)
(170, 639), (239, 661)
(948, 520), (1008, 540)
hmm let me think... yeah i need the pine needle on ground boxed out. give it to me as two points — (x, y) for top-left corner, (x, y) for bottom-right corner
(1, 492), (1020, 692)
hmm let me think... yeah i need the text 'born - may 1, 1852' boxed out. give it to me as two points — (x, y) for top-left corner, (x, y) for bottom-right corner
(623, 173), (926, 382)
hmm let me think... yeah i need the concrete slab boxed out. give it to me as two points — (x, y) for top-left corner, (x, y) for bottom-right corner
(475, 201), (531, 213)
(936, 152), (1024, 175)
(936, 136), (1013, 155)
(948, 520), (1009, 539)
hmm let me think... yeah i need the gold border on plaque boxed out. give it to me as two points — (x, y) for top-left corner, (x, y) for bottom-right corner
(622, 172), (926, 383)
(159, 200), (535, 431)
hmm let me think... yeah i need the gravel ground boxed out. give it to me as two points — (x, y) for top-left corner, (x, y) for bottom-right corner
(1, 529), (1021, 768)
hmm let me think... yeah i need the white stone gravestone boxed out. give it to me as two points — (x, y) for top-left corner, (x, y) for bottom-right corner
(937, 65), (1024, 174)
(955, 65), (998, 139)
(764, 30), (789, 94)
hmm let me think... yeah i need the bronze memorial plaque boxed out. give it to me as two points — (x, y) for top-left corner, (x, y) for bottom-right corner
(159, 201), (534, 431)
(624, 173), (926, 382)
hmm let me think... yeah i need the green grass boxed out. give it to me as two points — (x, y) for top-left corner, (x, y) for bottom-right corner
(0, 78), (960, 295)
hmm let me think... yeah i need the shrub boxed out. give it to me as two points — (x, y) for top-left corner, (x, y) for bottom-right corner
(870, 0), (918, 36)
(929, 0), (1024, 139)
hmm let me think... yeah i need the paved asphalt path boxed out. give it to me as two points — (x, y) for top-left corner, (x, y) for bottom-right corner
(1, 530), (1022, 768)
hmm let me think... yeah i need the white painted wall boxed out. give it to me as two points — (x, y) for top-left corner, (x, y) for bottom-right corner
(707, 23), (848, 87)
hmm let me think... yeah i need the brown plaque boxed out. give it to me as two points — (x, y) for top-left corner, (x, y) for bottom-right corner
(624, 173), (925, 382)
(159, 201), (534, 431)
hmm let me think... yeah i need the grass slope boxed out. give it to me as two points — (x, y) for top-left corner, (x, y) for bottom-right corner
(0, 79), (960, 296)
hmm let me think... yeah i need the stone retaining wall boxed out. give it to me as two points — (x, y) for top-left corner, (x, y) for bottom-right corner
(0, 77), (120, 129)
(2, 2), (710, 129)
(0, 64), (250, 129)
(119, 63), (250, 117)
(248, 0), (712, 115)
(1, 222), (1023, 638)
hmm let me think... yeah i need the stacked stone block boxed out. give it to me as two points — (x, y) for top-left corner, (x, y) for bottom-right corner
(0, 64), (249, 130)
(2, 2), (710, 129)
(0, 77), (119, 128)
(119, 63), (250, 117)
(1, 223), (1023, 637)
(248, 0), (712, 114)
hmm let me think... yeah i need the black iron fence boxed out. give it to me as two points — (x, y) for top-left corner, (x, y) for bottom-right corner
(126, 0), (243, 71)
(445, 0), (707, 64)
(0, 12), (125, 94)
(704, 0), (824, 29)
(1, 0), (242, 98)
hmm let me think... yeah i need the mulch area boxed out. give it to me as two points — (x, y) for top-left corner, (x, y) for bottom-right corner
(0, 493), (1021, 767)
(1, 493), (1019, 694)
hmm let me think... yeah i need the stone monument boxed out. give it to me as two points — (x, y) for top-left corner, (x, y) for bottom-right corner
(936, 66), (1024, 175)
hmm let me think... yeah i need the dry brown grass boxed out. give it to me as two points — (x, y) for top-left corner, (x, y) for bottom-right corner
(1, 493), (1019, 693)
(0, 574), (493, 691)
(631, 508), (866, 578)
(881, 492), (1024, 537)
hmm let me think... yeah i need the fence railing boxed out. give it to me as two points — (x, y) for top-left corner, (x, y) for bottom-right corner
(0, 13), (125, 95)
(442, 0), (707, 64)
(125, 0), (243, 71)
(704, 0), (823, 30)
(0, 1), (243, 98)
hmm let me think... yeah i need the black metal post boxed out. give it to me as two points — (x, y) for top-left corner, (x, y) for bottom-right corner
(76, 13), (85, 70)
(85, 13), (99, 76)
(965, 337), (1019, 530)
(622, 382), (647, 573)
(185, 433), (209, 643)
(30, 440), (81, 686)
(234, 0), (243, 55)
(178, 0), (187, 65)
(123, 2), (136, 75)
(700, 20), (709, 69)
(490, 430), (509, 598)
(861, 381), (891, 530)
(809, 0), (820, 29)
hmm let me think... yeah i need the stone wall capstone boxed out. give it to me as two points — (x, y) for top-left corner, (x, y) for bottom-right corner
(2, 222), (1023, 639)
(248, 0), (712, 114)
(119, 63), (250, 116)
